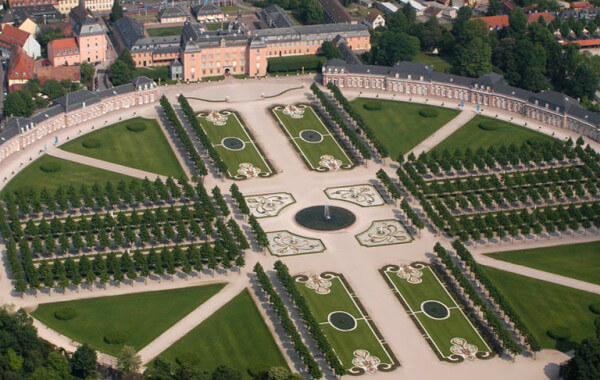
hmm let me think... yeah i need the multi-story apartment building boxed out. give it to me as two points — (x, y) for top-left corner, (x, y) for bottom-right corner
(48, 18), (107, 65)
(0, 77), (157, 164)
(322, 59), (600, 142)
(7, 0), (57, 8)
(57, 0), (79, 14)
(83, 0), (112, 12)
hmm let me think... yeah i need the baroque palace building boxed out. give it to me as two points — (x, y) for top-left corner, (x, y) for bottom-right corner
(322, 59), (600, 142)
(0, 77), (157, 164)
(114, 16), (370, 80)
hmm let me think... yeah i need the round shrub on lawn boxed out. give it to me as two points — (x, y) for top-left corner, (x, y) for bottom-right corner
(40, 162), (61, 173)
(590, 302), (600, 315)
(82, 138), (101, 149)
(362, 101), (382, 111)
(419, 108), (439, 118)
(126, 123), (147, 132)
(103, 329), (129, 344)
(478, 121), (498, 131)
(547, 326), (571, 340)
(54, 307), (77, 320)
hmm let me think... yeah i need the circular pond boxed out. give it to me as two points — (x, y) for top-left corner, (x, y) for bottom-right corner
(294, 205), (356, 231)
(328, 311), (357, 331)
(421, 300), (450, 320)
(299, 129), (324, 143)
(222, 137), (245, 151)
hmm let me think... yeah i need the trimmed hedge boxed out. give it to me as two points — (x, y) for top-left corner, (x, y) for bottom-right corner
(363, 101), (382, 111)
(103, 328), (129, 344)
(267, 55), (326, 73)
(547, 327), (571, 340)
(82, 138), (101, 149)
(54, 307), (77, 320)
(419, 108), (439, 118)
(126, 123), (147, 132)
(39, 163), (61, 173)
(478, 121), (498, 131)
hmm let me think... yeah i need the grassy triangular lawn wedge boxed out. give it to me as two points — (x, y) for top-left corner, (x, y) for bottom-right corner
(158, 289), (289, 377)
(1, 155), (141, 197)
(32, 284), (225, 356)
(481, 266), (599, 351)
(60, 117), (187, 179)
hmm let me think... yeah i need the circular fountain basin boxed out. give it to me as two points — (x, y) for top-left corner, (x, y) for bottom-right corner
(294, 205), (356, 231)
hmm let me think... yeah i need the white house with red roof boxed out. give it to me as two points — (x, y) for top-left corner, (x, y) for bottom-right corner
(0, 24), (40, 58)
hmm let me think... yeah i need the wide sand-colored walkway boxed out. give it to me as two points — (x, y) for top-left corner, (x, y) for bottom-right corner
(408, 110), (476, 156)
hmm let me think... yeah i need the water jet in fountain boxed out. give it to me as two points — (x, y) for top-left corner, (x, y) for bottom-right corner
(295, 205), (356, 231)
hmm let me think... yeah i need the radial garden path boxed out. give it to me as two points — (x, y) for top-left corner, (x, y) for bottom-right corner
(407, 111), (475, 157)
(48, 149), (168, 181)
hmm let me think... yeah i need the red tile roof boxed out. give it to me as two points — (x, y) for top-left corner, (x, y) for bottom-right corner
(48, 37), (78, 52)
(35, 64), (81, 84)
(563, 38), (600, 47)
(7, 45), (33, 81)
(366, 10), (380, 22)
(473, 12), (555, 30)
(527, 12), (555, 23)
(0, 24), (30, 51)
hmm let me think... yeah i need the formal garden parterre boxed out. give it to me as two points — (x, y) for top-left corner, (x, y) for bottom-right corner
(381, 263), (492, 362)
(272, 104), (354, 171)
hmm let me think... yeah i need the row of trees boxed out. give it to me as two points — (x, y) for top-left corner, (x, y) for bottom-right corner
(451, 240), (540, 351)
(274, 261), (345, 376)
(160, 95), (209, 177)
(254, 263), (322, 379)
(310, 83), (371, 160)
(230, 183), (250, 215)
(432, 243), (523, 356)
(326, 83), (389, 159)
(177, 95), (228, 175)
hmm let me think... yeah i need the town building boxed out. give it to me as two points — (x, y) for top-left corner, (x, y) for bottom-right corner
(47, 18), (107, 65)
(82, 0), (112, 12)
(158, 6), (189, 23)
(112, 16), (145, 51)
(318, 0), (353, 23)
(375, 2), (399, 14)
(0, 25), (41, 58)
(259, 5), (294, 28)
(364, 11), (385, 28)
(17, 18), (38, 35)
(558, 7), (600, 21)
(47, 37), (79, 65)
(474, 12), (555, 31)
(322, 59), (600, 142)
(7, 0), (57, 8)
(6, 46), (34, 89)
(57, 0), (79, 14)
(34, 62), (81, 84)
(0, 77), (158, 164)
(192, 3), (226, 22)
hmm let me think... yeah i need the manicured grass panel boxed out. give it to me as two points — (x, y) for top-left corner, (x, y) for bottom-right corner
(274, 107), (352, 169)
(32, 284), (225, 356)
(386, 267), (488, 357)
(61, 117), (186, 179)
(350, 98), (459, 158)
(412, 52), (451, 73)
(146, 26), (183, 36)
(433, 115), (556, 152)
(486, 241), (600, 285)
(197, 112), (272, 177)
(1, 155), (141, 196)
(481, 266), (599, 350)
(295, 277), (392, 369)
(158, 289), (288, 377)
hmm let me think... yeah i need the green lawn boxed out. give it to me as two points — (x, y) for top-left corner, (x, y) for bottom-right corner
(273, 106), (353, 171)
(61, 117), (186, 179)
(383, 265), (490, 359)
(482, 266), (600, 350)
(32, 284), (225, 356)
(1, 155), (140, 197)
(197, 111), (273, 178)
(205, 23), (223, 31)
(412, 52), (451, 73)
(433, 115), (556, 153)
(296, 274), (395, 370)
(486, 242), (600, 285)
(158, 289), (288, 377)
(134, 66), (172, 84)
(350, 98), (459, 159)
(146, 26), (183, 37)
